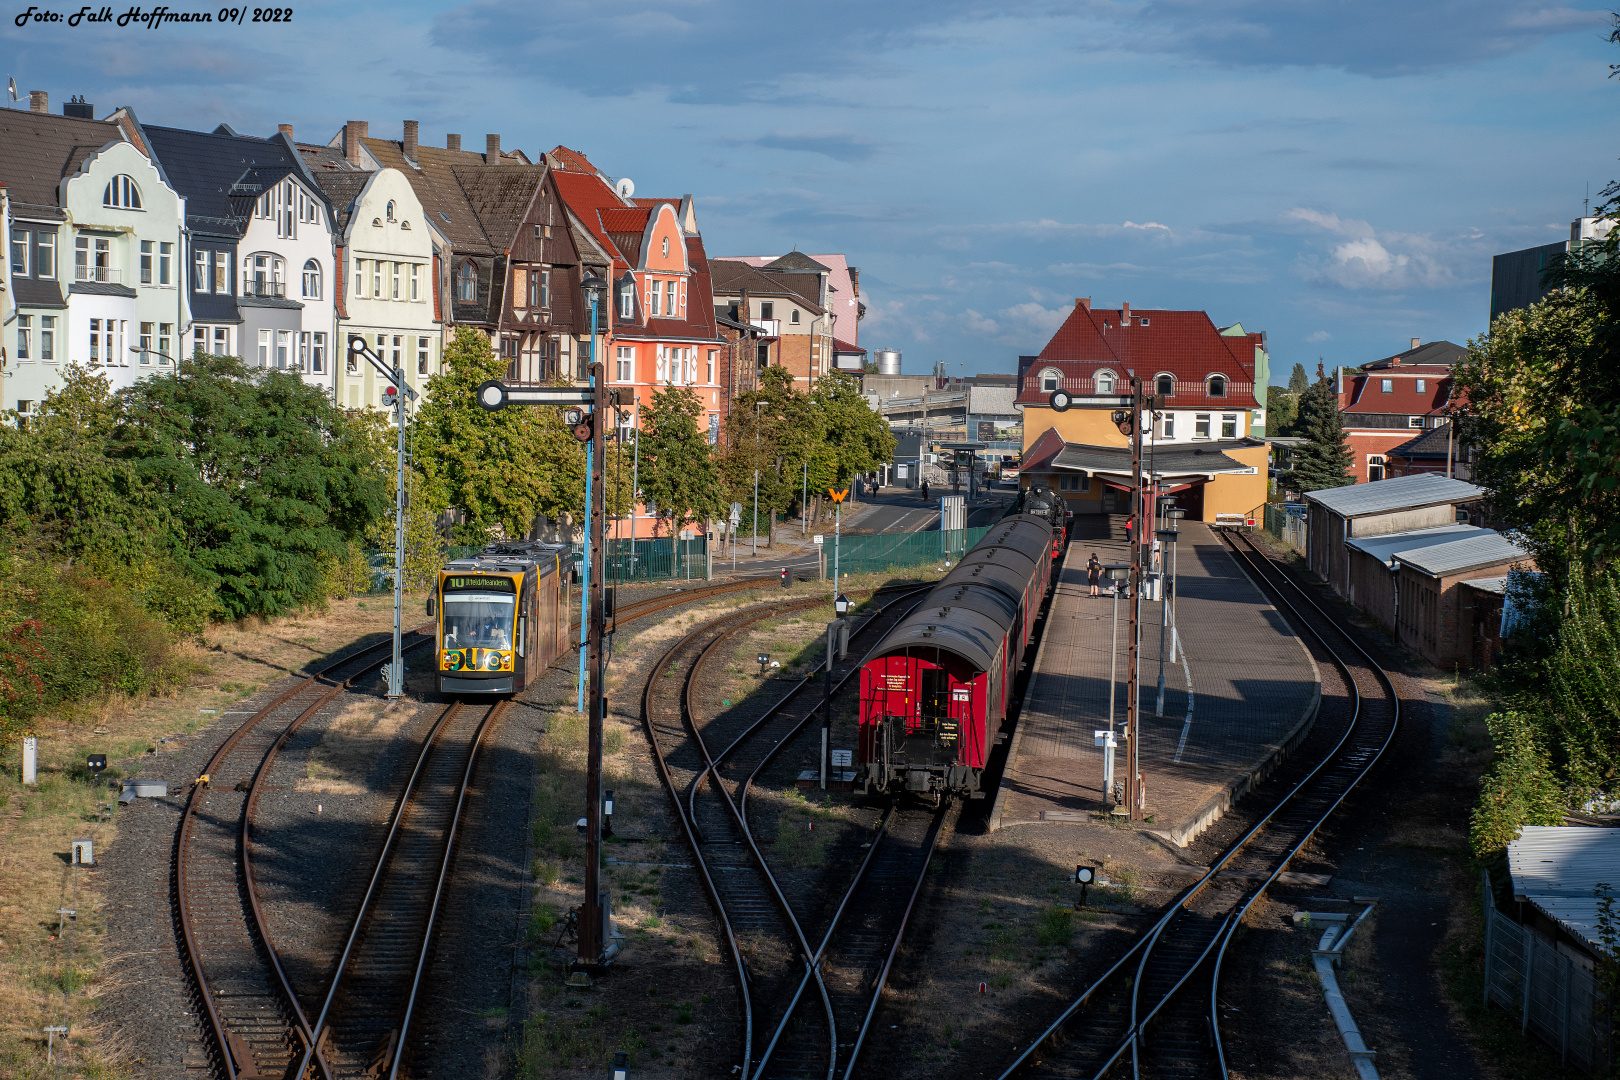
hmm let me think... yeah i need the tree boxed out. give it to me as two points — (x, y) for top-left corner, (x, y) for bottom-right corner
(1287, 362), (1309, 394)
(1285, 368), (1353, 492)
(812, 371), (896, 487)
(638, 384), (725, 535)
(1266, 389), (1299, 437)
(112, 352), (390, 619)
(721, 366), (816, 543)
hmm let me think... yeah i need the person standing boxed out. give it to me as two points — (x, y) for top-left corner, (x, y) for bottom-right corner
(1125, 513), (1135, 547)
(1087, 553), (1102, 598)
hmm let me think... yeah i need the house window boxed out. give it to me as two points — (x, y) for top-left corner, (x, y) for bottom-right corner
(276, 330), (291, 370)
(392, 335), (403, 369)
(791, 309), (800, 325)
(8, 234), (23, 276)
(540, 269), (551, 309)
(1156, 374), (1174, 397)
(707, 349), (716, 384)
(1194, 413), (1211, 439)
(410, 264), (420, 301)
(1380, 378), (1394, 394)
(616, 346), (634, 383)
(757, 343), (769, 369)
(1221, 413), (1238, 439)
(245, 253), (285, 297)
(214, 251), (228, 292)
(89, 318), (100, 363)
(139, 322), (153, 363)
(1096, 370), (1116, 394)
(1161, 413), (1175, 439)
(650, 280), (662, 317)
(1039, 368), (1062, 392)
(159, 323), (172, 362)
(1409, 416), (1424, 428)
(392, 262), (401, 300)
(1416, 378), (1427, 393)
(41, 316), (55, 362)
(656, 346), (669, 383)
(386, 200), (396, 222)
(456, 261), (477, 302)
(1057, 475), (1091, 492)
(103, 175), (142, 209)
(417, 336), (430, 376)
(15, 316), (29, 361)
(618, 282), (634, 320)
(709, 413), (719, 444)
(194, 249), (208, 290)
(258, 329), (271, 368)
(354, 259), (365, 299)
(214, 326), (228, 355)
(159, 242), (171, 285)
(761, 301), (774, 320)
(372, 261), (383, 298)
(75, 235), (112, 282)
(1368, 454), (1386, 482)
(303, 259), (321, 299)
(661, 236), (670, 258)
(346, 343), (359, 374)
(665, 280), (676, 318)
(140, 241), (153, 284)
(1208, 375), (1227, 398)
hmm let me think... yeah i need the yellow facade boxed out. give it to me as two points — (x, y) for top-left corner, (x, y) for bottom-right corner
(1020, 404), (1269, 524)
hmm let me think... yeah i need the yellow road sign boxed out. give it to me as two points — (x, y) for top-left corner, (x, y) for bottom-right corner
(828, 488), (848, 503)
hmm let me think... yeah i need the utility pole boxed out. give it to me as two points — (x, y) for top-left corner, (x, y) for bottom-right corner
(1125, 374), (1144, 820)
(581, 357), (608, 966)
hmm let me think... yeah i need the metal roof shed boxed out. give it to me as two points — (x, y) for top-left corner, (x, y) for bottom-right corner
(1508, 826), (1620, 956)
(1397, 533), (1531, 577)
(1303, 473), (1486, 600)
(1303, 472), (1483, 519)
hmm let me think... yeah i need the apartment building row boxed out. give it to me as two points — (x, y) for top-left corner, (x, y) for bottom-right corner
(0, 96), (866, 442)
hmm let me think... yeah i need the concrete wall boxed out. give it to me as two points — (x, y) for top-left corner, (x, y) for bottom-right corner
(1347, 504), (1456, 537)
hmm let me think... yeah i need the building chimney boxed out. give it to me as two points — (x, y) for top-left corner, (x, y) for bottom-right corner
(1409, 337), (1420, 351)
(278, 123), (294, 140)
(446, 133), (461, 152)
(486, 134), (502, 163)
(29, 90), (47, 113)
(63, 96), (94, 119)
(1121, 301), (1131, 321)
(403, 120), (419, 161)
(849, 267), (859, 296)
(1076, 297), (1090, 310)
(343, 120), (369, 167)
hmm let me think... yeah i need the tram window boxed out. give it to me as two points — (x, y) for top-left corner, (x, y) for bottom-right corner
(439, 577), (517, 650)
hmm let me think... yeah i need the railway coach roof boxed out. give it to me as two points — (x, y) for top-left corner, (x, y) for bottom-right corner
(917, 579), (1019, 629)
(941, 555), (1038, 606)
(874, 605), (1007, 673)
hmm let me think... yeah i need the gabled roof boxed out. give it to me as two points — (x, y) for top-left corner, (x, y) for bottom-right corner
(1302, 472), (1483, 516)
(359, 136), (496, 254)
(144, 124), (310, 238)
(0, 110), (131, 209)
(551, 168), (631, 268)
(709, 260), (824, 311)
(1385, 424), (1457, 460)
(763, 250), (830, 273)
(1362, 340), (1465, 370)
(833, 338), (865, 355)
(547, 145), (603, 176)
(310, 170), (372, 234)
(453, 164), (548, 250)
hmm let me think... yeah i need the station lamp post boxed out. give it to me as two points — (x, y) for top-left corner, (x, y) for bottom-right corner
(1154, 529), (1179, 716)
(1105, 564), (1130, 807)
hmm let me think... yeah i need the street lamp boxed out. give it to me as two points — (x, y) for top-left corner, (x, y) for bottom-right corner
(1166, 508), (1186, 660)
(1154, 529), (1178, 716)
(579, 270), (610, 970)
(834, 594), (852, 616)
(1104, 564), (1131, 806)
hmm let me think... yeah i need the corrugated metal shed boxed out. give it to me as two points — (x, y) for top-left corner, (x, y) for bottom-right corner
(1397, 532), (1529, 576)
(1302, 472), (1482, 517)
(1343, 524), (1487, 563)
(1508, 826), (1620, 954)
(1462, 576), (1509, 596)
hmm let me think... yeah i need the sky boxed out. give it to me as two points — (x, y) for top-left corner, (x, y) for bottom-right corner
(4, 1), (1617, 383)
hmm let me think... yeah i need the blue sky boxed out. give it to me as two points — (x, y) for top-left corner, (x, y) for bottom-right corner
(5, 0), (1616, 382)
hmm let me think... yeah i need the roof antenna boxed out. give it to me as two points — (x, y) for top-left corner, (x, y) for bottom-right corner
(1585, 180), (1590, 217)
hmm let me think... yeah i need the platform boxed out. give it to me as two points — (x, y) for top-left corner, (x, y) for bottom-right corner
(989, 519), (1320, 846)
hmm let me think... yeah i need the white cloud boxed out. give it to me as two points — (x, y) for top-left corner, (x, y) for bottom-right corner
(1307, 330), (1332, 342)
(998, 302), (1071, 336)
(1285, 207), (1471, 291)
(962, 309), (1001, 335)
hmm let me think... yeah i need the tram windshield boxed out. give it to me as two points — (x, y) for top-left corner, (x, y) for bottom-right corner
(440, 576), (517, 651)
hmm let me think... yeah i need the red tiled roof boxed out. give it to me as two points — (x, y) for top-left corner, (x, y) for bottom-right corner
(1017, 301), (1260, 409)
(548, 145), (599, 174)
(600, 206), (651, 233)
(833, 337), (865, 354)
(1341, 369), (1454, 415)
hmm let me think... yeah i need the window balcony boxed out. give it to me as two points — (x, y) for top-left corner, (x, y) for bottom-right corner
(243, 280), (286, 298)
(752, 318), (780, 338)
(75, 266), (122, 283)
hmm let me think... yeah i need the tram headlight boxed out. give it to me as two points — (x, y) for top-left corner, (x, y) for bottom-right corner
(443, 651), (462, 670)
(485, 652), (503, 671)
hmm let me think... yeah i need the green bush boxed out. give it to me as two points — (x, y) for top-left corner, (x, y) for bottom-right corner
(1470, 710), (1566, 858)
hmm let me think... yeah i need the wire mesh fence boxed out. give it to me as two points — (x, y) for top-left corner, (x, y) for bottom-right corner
(437, 537), (712, 584)
(1263, 502), (1307, 554)
(1481, 871), (1613, 1075)
(825, 525), (994, 577)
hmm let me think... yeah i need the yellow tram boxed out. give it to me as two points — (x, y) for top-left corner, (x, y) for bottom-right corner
(428, 541), (571, 695)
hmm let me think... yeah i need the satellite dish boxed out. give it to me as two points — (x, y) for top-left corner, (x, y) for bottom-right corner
(616, 177), (635, 200)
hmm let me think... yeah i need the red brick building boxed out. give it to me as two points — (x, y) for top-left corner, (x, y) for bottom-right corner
(1337, 339), (1462, 484)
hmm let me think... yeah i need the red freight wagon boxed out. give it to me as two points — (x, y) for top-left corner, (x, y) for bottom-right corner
(858, 515), (1054, 798)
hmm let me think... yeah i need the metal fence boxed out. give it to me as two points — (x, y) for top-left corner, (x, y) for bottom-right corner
(826, 525), (994, 577)
(1264, 503), (1307, 554)
(444, 537), (711, 584)
(1482, 871), (1613, 1074)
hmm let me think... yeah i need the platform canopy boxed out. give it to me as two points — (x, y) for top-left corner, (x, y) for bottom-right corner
(1042, 439), (1260, 486)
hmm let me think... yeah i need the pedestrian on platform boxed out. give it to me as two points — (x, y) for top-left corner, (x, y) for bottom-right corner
(1087, 554), (1102, 597)
(921, 480), (929, 501)
(1125, 513), (1135, 546)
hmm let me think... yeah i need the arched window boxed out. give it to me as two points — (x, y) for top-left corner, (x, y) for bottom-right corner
(1039, 367), (1062, 392)
(1156, 373), (1175, 397)
(302, 259), (321, 299)
(455, 260), (477, 302)
(244, 252), (285, 297)
(103, 175), (142, 209)
(1207, 374), (1227, 398)
(385, 200), (396, 222)
(1096, 369), (1116, 394)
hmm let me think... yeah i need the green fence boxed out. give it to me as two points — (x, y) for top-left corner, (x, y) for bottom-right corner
(440, 537), (711, 584)
(1262, 503), (1306, 554)
(826, 525), (994, 577)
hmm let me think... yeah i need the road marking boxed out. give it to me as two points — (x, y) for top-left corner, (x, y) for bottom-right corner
(1172, 626), (1196, 763)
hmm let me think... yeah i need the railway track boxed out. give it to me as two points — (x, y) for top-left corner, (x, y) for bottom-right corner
(176, 626), (433, 1080)
(996, 527), (1400, 1080)
(291, 698), (506, 1079)
(640, 585), (939, 1080)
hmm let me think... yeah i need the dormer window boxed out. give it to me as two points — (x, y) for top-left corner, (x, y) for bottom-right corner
(1208, 375), (1227, 398)
(1096, 370), (1116, 394)
(455, 260), (477, 302)
(661, 236), (670, 258)
(1156, 373), (1174, 397)
(618, 279), (635, 320)
(103, 175), (142, 209)
(1039, 368), (1062, 392)
(386, 200), (396, 222)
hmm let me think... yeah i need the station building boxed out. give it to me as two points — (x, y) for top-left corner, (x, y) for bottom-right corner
(1015, 299), (1270, 523)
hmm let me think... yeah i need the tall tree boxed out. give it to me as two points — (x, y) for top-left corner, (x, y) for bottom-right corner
(1266, 389), (1300, 437)
(722, 366), (816, 542)
(1287, 362), (1309, 394)
(1285, 368), (1353, 492)
(112, 352), (389, 619)
(638, 384), (725, 535)
(812, 371), (897, 488)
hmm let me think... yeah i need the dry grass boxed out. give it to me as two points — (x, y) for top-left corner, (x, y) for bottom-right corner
(0, 593), (417, 1077)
